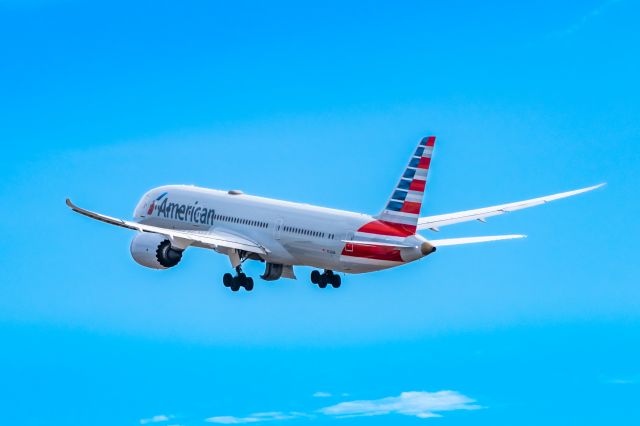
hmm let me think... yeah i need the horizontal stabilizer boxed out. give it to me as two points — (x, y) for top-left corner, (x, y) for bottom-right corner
(429, 234), (526, 247)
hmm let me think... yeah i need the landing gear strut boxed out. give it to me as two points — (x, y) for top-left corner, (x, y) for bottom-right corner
(311, 270), (341, 288)
(223, 266), (254, 292)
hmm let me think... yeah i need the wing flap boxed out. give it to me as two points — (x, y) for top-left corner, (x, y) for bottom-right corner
(66, 198), (268, 255)
(418, 183), (604, 230)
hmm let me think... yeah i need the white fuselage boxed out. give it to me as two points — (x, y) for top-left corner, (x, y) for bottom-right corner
(133, 185), (430, 274)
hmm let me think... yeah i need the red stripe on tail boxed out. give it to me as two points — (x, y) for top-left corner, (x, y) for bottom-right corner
(417, 157), (431, 169)
(400, 201), (421, 214)
(409, 179), (426, 192)
(357, 220), (416, 237)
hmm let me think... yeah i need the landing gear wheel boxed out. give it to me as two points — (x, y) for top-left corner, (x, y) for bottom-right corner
(224, 266), (254, 292)
(244, 277), (254, 291)
(331, 275), (341, 288)
(223, 273), (233, 287)
(311, 270), (320, 284)
(318, 276), (328, 289)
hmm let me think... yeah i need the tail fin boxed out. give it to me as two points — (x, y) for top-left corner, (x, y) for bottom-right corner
(377, 136), (436, 230)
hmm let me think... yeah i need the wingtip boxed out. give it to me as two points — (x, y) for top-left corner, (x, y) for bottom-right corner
(586, 183), (606, 191)
(570, 183), (606, 196)
(65, 198), (75, 209)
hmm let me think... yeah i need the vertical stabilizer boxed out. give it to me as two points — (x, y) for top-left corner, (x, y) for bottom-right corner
(376, 136), (436, 232)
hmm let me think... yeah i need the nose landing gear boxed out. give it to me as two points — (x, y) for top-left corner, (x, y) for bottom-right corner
(223, 266), (254, 292)
(311, 270), (341, 288)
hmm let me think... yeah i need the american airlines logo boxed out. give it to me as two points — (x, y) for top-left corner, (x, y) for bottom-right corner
(148, 193), (216, 225)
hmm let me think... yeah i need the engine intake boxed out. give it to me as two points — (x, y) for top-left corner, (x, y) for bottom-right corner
(130, 233), (184, 269)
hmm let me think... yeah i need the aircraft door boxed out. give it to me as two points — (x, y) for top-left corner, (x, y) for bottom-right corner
(345, 231), (354, 252)
(274, 218), (284, 240)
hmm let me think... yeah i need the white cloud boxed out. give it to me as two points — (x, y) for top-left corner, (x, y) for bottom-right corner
(205, 390), (480, 423)
(313, 392), (332, 398)
(140, 414), (172, 424)
(205, 412), (302, 424)
(319, 391), (481, 419)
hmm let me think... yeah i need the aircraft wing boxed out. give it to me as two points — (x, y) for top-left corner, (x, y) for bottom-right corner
(418, 183), (604, 231)
(66, 199), (268, 255)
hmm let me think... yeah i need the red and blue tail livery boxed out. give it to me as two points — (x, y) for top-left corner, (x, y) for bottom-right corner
(354, 136), (436, 239)
(380, 136), (435, 224)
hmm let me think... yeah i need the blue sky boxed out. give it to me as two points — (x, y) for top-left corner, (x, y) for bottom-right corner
(0, 0), (639, 425)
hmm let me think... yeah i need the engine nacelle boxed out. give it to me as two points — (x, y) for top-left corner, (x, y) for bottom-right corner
(261, 262), (284, 281)
(130, 233), (184, 270)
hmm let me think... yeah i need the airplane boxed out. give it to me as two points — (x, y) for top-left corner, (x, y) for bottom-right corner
(66, 136), (603, 292)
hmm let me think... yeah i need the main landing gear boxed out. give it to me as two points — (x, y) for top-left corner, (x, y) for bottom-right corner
(223, 266), (254, 292)
(311, 270), (341, 288)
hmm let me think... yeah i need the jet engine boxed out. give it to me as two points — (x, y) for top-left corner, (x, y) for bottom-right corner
(261, 262), (284, 281)
(130, 233), (184, 269)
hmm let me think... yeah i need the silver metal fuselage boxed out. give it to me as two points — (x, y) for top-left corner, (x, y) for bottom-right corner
(133, 185), (428, 273)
